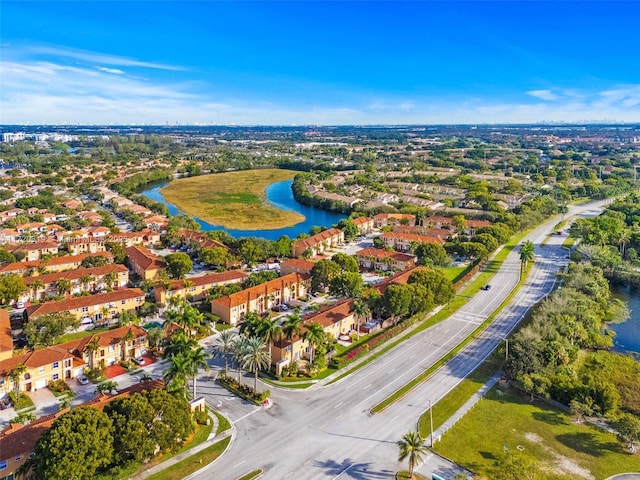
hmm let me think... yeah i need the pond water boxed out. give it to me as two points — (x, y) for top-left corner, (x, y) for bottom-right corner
(141, 178), (346, 241)
(609, 284), (640, 355)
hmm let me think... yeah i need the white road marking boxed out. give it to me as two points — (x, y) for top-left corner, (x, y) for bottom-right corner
(233, 460), (246, 469)
(334, 401), (344, 409)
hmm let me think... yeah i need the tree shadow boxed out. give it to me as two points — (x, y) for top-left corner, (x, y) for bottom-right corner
(532, 411), (568, 426)
(478, 450), (497, 460)
(556, 432), (624, 457)
(313, 458), (393, 480)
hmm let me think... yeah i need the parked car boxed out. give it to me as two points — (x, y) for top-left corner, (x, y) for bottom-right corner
(481, 284), (492, 291)
(132, 357), (145, 366)
(76, 375), (89, 385)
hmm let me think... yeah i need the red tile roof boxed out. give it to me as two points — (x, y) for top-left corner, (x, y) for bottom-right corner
(212, 272), (310, 309)
(25, 288), (145, 318)
(0, 252), (113, 275)
(23, 264), (128, 287)
(157, 270), (247, 293)
(125, 246), (166, 271)
(0, 310), (13, 355)
(279, 258), (315, 272)
(380, 232), (446, 245)
(356, 248), (415, 262)
(293, 228), (343, 250)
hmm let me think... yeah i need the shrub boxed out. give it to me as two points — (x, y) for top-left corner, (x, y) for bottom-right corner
(218, 376), (270, 404)
(86, 368), (105, 383)
(48, 379), (70, 394)
(193, 409), (209, 425)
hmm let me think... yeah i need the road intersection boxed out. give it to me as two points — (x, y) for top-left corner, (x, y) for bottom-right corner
(188, 201), (606, 480)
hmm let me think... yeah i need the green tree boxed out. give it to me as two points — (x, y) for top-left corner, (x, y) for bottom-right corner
(282, 312), (303, 364)
(164, 252), (193, 279)
(9, 363), (26, 396)
(26, 407), (114, 480)
(256, 316), (283, 357)
(187, 346), (211, 398)
(232, 336), (249, 384)
(55, 278), (72, 296)
(352, 299), (370, 340)
(408, 269), (455, 305)
(0, 248), (16, 263)
(242, 336), (271, 391)
(414, 242), (449, 267)
(303, 322), (325, 365)
(331, 252), (359, 273)
(213, 329), (238, 376)
(329, 272), (364, 298)
(397, 431), (428, 478)
(384, 284), (413, 321)
(239, 311), (262, 337)
(200, 247), (230, 268)
(0, 273), (26, 305)
(311, 259), (341, 292)
(519, 240), (535, 273)
(23, 312), (80, 347)
(163, 351), (191, 398)
(95, 380), (118, 395)
(614, 413), (640, 453)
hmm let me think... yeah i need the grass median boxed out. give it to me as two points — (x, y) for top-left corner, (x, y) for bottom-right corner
(370, 258), (532, 413)
(160, 169), (304, 230)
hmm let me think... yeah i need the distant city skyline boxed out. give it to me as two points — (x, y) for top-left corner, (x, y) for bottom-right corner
(1, 1), (639, 125)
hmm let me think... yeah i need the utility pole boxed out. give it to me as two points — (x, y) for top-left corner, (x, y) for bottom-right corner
(428, 398), (434, 447)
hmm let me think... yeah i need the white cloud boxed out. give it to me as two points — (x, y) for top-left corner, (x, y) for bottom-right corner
(96, 67), (125, 75)
(527, 89), (559, 101)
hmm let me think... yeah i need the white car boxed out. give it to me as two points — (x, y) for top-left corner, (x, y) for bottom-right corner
(132, 357), (145, 366)
(76, 375), (89, 385)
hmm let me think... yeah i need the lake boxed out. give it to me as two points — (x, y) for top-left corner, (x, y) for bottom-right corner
(609, 284), (640, 355)
(141, 178), (346, 241)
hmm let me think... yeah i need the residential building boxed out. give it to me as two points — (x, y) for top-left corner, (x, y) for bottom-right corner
(423, 216), (492, 236)
(9, 242), (59, 262)
(125, 246), (166, 280)
(61, 199), (82, 210)
(292, 228), (344, 258)
(108, 229), (160, 248)
(0, 252), (114, 277)
(372, 213), (416, 228)
(351, 216), (374, 235)
(20, 264), (129, 303)
(279, 258), (315, 276)
(0, 310), (12, 361)
(355, 248), (416, 271)
(65, 238), (107, 256)
(272, 299), (354, 375)
(393, 225), (454, 240)
(176, 229), (233, 253)
(154, 270), (248, 305)
(25, 288), (145, 326)
(0, 380), (163, 477)
(380, 232), (445, 252)
(211, 272), (310, 325)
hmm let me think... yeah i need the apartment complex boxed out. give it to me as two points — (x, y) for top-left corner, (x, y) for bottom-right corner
(355, 248), (416, 271)
(125, 246), (166, 280)
(154, 270), (248, 305)
(292, 228), (344, 258)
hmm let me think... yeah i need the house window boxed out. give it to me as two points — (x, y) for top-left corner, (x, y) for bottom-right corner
(52, 361), (59, 369)
(52, 373), (59, 381)
(82, 307), (89, 312)
(0, 460), (7, 470)
(39, 366), (45, 373)
(121, 300), (126, 305)
(109, 345), (115, 352)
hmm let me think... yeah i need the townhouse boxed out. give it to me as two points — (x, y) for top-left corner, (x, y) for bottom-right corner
(291, 228), (344, 258)
(393, 225), (454, 241)
(175, 229), (233, 253)
(351, 216), (374, 235)
(0, 252), (114, 277)
(272, 299), (355, 375)
(9, 242), (59, 261)
(25, 288), (145, 326)
(154, 270), (248, 305)
(423, 216), (492, 236)
(355, 248), (416, 271)
(20, 264), (129, 303)
(0, 380), (163, 478)
(65, 238), (107, 256)
(211, 272), (310, 325)
(372, 213), (416, 228)
(126, 246), (166, 281)
(0, 208), (25, 224)
(108, 229), (161, 248)
(279, 258), (315, 276)
(0, 310), (12, 361)
(380, 232), (445, 252)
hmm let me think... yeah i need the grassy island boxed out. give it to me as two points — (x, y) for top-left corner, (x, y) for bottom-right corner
(160, 169), (304, 230)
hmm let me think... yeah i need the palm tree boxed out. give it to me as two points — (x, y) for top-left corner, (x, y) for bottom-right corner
(163, 352), (190, 398)
(352, 300), (370, 341)
(29, 279), (44, 301)
(242, 336), (271, 391)
(104, 271), (118, 289)
(397, 431), (428, 478)
(213, 330), (238, 377)
(231, 336), (249, 384)
(282, 313), (303, 364)
(519, 240), (535, 274)
(55, 278), (72, 296)
(187, 346), (210, 398)
(256, 316), (282, 357)
(239, 311), (262, 338)
(9, 364), (27, 396)
(80, 274), (95, 292)
(95, 380), (118, 395)
(164, 330), (197, 358)
(85, 337), (101, 369)
(303, 322), (325, 365)
(122, 328), (136, 359)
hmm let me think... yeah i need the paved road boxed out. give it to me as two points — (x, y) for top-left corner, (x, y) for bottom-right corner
(187, 200), (608, 480)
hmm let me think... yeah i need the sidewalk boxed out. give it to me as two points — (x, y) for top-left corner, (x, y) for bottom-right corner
(133, 409), (232, 480)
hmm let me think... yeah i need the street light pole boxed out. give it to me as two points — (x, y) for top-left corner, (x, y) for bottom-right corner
(504, 338), (509, 362)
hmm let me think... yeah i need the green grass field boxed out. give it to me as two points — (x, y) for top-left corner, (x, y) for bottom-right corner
(434, 387), (640, 480)
(160, 169), (304, 230)
(145, 437), (231, 480)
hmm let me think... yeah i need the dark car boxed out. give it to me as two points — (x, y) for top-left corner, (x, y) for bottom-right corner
(481, 284), (492, 291)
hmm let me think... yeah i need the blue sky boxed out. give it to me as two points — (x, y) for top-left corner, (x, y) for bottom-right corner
(1, 1), (639, 125)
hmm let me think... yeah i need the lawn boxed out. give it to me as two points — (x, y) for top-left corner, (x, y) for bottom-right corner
(441, 265), (470, 283)
(145, 437), (231, 480)
(160, 169), (304, 230)
(433, 387), (640, 480)
(57, 325), (116, 344)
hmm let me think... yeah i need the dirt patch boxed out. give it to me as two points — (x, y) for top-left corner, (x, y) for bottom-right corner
(550, 451), (595, 480)
(524, 432), (543, 443)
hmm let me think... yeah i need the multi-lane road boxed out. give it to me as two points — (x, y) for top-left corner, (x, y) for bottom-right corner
(190, 200), (607, 480)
